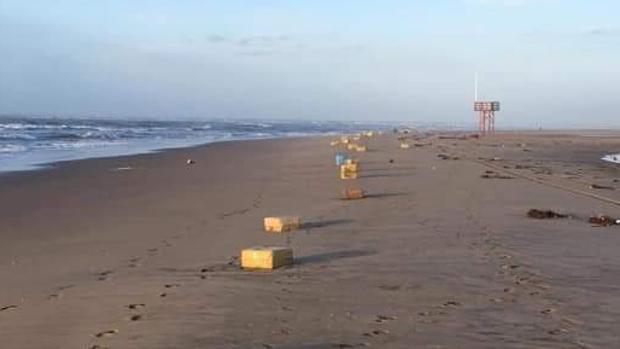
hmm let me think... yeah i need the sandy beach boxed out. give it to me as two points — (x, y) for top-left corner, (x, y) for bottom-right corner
(2, 131), (620, 348)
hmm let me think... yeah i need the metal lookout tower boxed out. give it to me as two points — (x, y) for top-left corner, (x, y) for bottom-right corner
(473, 73), (500, 135)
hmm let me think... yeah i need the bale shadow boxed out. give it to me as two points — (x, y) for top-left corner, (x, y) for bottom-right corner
(362, 166), (417, 172)
(301, 219), (354, 229)
(365, 192), (408, 199)
(295, 249), (376, 265)
(361, 172), (413, 178)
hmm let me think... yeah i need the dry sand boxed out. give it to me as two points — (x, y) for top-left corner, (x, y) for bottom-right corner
(1, 132), (620, 348)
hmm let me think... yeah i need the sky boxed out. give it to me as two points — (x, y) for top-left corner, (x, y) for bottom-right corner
(0, 0), (619, 127)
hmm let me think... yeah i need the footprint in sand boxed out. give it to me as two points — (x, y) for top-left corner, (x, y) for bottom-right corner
(94, 329), (118, 338)
(375, 315), (397, 323)
(441, 300), (462, 308)
(332, 343), (365, 348)
(501, 264), (520, 270)
(253, 193), (263, 208)
(129, 314), (143, 321)
(417, 310), (446, 324)
(377, 284), (402, 291)
(127, 303), (146, 310)
(547, 328), (569, 335)
(164, 283), (181, 289)
(363, 329), (390, 337)
(540, 308), (557, 315)
(128, 257), (141, 268)
(97, 270), (114, 281)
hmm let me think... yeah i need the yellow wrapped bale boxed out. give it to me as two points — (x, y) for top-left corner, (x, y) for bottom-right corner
(343, 188), (365, 200)
(340, 163), (358, 179)
(241, 246), (293, 270)
(264, 216), (301, 233)
(400, 143), (410, 149)
(354, 145), (367, 152)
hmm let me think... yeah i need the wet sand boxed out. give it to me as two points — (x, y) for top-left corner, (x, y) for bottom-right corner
(1, 132), (620, 348)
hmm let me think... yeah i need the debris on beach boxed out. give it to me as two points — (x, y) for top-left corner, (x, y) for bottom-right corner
(589, 184), (615, 190)
(588, 215), (620, 226)
(527, 209), (568, 219)
(186, 158), (196, 165)
(0, 304), (18, 311)
(533, 167), (553, 175)
(602, 153), (620, 164)
(437, 154), (459, 160)
(335, 153), (348, 166)
(481, 171), (514, 179)
(111, 166), (133, 172)
(480, 157), (503, 162)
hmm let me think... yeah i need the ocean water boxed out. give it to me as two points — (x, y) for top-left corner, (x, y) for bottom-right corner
(0, 117), (385, 173)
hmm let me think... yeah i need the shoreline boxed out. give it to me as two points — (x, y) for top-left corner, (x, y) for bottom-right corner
(2, 128), (618, 178)
(0, 116), (385, 175)
(0, 134), (333, 180)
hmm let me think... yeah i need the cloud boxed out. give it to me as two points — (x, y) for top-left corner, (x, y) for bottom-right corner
(204, 34), (293, 46)
(583, 27), (620, 37)
(237, 35), (291, 46)
(203, 34), (297, 57)
(205, 34), (229, 43)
